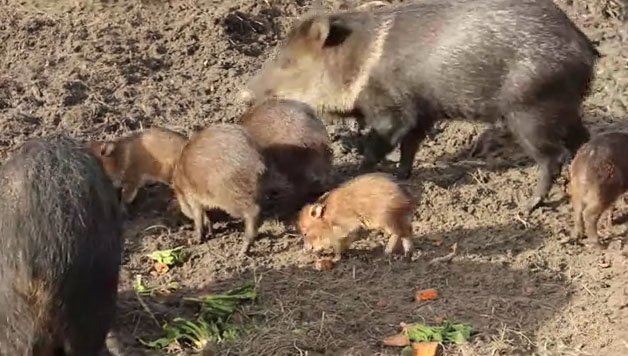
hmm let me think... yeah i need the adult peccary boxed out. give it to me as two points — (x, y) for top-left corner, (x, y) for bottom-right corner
(0, 135), (123, 355)
(242, 0), (599, 211)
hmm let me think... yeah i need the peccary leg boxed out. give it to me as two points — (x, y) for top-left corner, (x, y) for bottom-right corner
(361, 111), (420, 177)
(121, 182), (138, 205)
(399, 125), (428, 180)
(583, 200), (607, 248)
(203, 214), (213, 237)
(360, 129), (395, 171)
(469, 127), (499, 157)
(530, 155), (561, 210)
(177, 195), (194, 220)
(571, 194), (584, 240)
(239, 205), (261, 256)
(401, 237), (414, 256)
(385, 234), (401, 255)
(386, 214), (414, 256)
(506, 109), (564, 211)
(65, 273), (118, 356)
(190, 202), (207, 243)
(331, 241), (345, 262)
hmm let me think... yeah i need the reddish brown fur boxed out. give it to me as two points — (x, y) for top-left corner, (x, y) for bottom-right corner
(12, 278), (61, 355)
(172, 124), (266, 254)
(570, 131), (628, 247)
(89, 126), (187, 205)
(298, 173), (416, 259)
(239, 98), (333, 207)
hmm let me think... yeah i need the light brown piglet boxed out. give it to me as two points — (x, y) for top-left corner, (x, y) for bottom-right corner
(570, 131), (628, 248)
(172, 124), (266, 255)
(89, 126), (187, 205)
(298, 172), (416, 260)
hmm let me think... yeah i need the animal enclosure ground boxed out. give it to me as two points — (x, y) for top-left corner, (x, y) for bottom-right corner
(1, 0), (627, 355)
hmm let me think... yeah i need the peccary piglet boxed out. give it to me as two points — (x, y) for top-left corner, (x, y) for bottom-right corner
(89, 126), (187, 205)
(244, 0), (599, 211)
(0, 135), (123, 355)
(240, 98), (333, 210)
(570, 131), (628, 248)
(298, 172), (415, 260)
(172, 124), (265, 255)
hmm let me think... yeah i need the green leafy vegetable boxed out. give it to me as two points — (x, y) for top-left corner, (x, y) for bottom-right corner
(139, 281), (258, 351)
(403, 319), (473, 345)
(146, 246), (186, 267)
(139, 317), (213, 351)
(133, 275), (178, 296)
(185, 280), (258, 320)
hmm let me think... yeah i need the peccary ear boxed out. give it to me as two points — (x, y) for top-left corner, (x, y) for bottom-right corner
(304, 16), (351, 48)
(304, 17), (330, 47)
(324, 19), (352, 47)
(316, 191), (330, 203)
(309, 203), (326, 219)
(100, 142), (115, 157)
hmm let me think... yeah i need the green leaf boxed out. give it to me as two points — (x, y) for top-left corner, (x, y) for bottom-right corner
(403, 319), (473, 345)
(146, 246), (187, 267)
(138, 336), (173, 349)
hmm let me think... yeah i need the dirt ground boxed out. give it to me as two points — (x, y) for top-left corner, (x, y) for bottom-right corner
(1, 0), (628, 355)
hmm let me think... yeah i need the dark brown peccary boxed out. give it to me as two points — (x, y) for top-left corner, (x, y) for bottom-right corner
(89, 126), (188, 206)
(298, 172), (416, 260)
(570, 131), (628, 249)
(242, 0), (598, 211)
(171, 124), (266, 255)
(0, 135), (123, 356)
(239, 98), (333, 211)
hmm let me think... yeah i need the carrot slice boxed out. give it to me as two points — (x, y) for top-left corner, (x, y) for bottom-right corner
(415, 288), (438, 302)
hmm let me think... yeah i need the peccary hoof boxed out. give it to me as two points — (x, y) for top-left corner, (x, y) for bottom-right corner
(239, 242), (251, 256)
(196, 231), (206, 244)
(524, 196), (543, 212)
(582, 238), (607, 251)
(396, 167), (412, 180)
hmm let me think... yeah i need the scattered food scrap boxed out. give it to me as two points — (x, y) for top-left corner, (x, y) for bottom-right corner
(412, 341), (441, 356)
(146, 246), (187, 271)
(139, 281), (257, 351)
(314, 259), (334, 271)
(385, 319), (473, 353)
(415, 288), (439, 302)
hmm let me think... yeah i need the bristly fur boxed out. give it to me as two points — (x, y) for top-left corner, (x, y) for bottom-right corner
(0, 135), (123, 355)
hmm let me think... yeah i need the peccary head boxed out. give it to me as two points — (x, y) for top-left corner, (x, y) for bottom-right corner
(89, 140), (123, 187)
(298, 201), (332, 252)
(243, 11), (388, 114)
